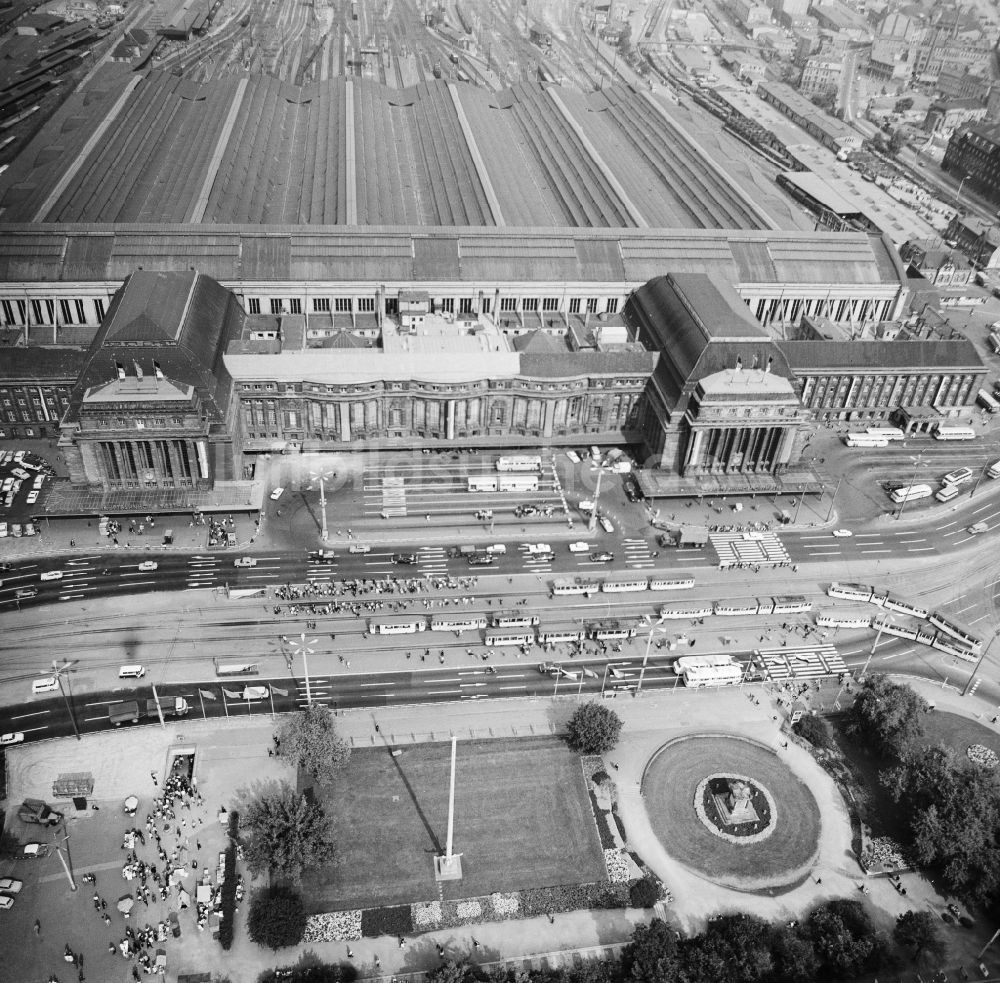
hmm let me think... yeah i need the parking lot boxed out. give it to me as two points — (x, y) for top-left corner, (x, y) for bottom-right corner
(0, 448), (55, 539)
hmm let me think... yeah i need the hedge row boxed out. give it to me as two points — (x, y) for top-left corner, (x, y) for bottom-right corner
(218, 809), (239, 950)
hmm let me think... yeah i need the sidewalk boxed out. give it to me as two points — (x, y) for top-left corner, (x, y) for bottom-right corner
(5, 683), (995, 982)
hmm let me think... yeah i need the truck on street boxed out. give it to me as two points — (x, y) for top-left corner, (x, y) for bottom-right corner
(145, 696), (190, 718)
(109, 701), (141, 726)
(18, 798), (63, 826)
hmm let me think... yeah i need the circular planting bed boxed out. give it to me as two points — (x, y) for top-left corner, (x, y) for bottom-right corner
(641, 734), (821, 891)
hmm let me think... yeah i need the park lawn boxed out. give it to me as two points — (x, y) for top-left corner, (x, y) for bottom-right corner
(301, 735), (606, 913)
(642, 735), (821, 886)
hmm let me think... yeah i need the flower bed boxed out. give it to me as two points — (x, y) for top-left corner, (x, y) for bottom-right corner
(694, 775), (777, 845)
(587, 789), (616, 850)
(967, 744), (999, 769)
(302, 910), (362, 942)
(861, 835), (909, 872)
(604, 849), (631, 883)
(360, 904), (413, 939)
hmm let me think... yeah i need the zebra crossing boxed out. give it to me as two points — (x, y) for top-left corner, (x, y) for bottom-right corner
(755, 643), (847, 681)
(711, 531), (790, 568)
(622, 537), (654, 568)
(418, 546), (448, 573)
(380, 475), (407, 518)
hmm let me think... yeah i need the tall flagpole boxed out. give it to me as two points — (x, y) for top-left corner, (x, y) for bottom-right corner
(434, 735), (463, 881)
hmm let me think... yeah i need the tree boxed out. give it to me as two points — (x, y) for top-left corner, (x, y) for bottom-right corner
(275, 705), (351, 787)
(629, 875), (659, 909)
(690, 914), (774, 983)
(248, 885), (308, 950)
(793, 713), (833, 750)
(849, 674), (927, 760)
(882, 745), (1000, 906)
(894, 909), (947, 967)
(237, 780), (336, 880)
(565, 702), (623, 755)
(807, 900), (885, 979)
(769, 924), (820, 983)
(620, 918), (681, 983)
(426, 962), (477, 983)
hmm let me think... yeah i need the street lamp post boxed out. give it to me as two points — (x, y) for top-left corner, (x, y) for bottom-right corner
(290, 632), (317, 706)
(962, 628), (1000, 697)
(895, 452), (926, 521)
(51, 659), (80, 741)
(826, 474), (843, 523)
(957, 173), (970, 212)
(860, 616), (888, 679)
(51, 821), (77, 892)
(309, 468), (337, 543)
(637, 616), (668, 695)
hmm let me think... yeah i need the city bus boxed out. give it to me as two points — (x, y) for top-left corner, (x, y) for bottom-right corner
(648, 573), (696, 591)
(845, 433), (889, 448)
(484, 630), (534, 646)
(889, 484), (933, 504)
(827, 582), (875, 603)
(498, 474), (539, 492)
(928, 611), (982, 653)
(942, 467), (974, 486)
(467, 476), (499, 492)
(977, 389), (1000, 414)
(866, 427), (905, 441)
(601, 577), (650, 593)
(673, 654), (737, 675)
(496, 455), (542, 472)
(815, 609), (873, 628)
(659, 602), (714, 619)
(933, 426), (976, 441)
(215, 662), (259, 676)
(490, 612), (540, 628)
(369, 617), (426, 634)
(430, 615), (488, 633)
(551, 577), (601, 596)
(681, 663), (743, 688)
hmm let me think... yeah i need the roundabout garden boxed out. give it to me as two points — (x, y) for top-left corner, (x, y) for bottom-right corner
(641, 734), (821, 891)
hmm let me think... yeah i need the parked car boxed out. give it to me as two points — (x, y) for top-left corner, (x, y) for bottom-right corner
(0, 895), (14, 910)
(565, 450), (580, 463)
(25, 490), (38, 505)
(269, 487), (285, 500)
(0, 523), (7, 538)
(0, 878), (22, 893)
(0, 732), (24, 746)
(22, 843), (48, 858)
(11, 524), (22, 538)
(23, 523), (36, 536)
(599, 516), (615, 533)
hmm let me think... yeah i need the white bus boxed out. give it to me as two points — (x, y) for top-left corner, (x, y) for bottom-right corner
(977, 389), (1000, 414)
(648, 573), (696, 591)
(430, 615), (488, 632)
(496, 455), (542, 472)
(935, 484), (960, 503)
(673, 654), (738, 675)
(369, 618), (427, 634)
(942, 467), (974, 486)
(988, 459), (1000, 479)
(828, 582), (875, 603)
(681, 663), (743, 688)
(215, 662), (259, 676)
(845, 433), (889, 448)
(467, 476), (499, 492)
(934, 426), (975, 441)
(484, 630), (534, 646)
(498, 474), (539, 492)
(866, 427), (905, 441)
(551, 577), (601, 596)
(601, 578), (650, 593)
(815, 609), (873, 628)
(660, 602), (714, 619)
(889, 484), (933, 504)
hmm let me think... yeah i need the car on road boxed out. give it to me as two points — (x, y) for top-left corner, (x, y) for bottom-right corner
(348, 544), (371, 554)
(565, 450), (580, 463)
(599, 516), (615, 533)
(22, 843), (47, 858)
(233, 557), (257, 567)
(0, 895), (14, 910)
(39, 571), (63, 581)
(393, 552), (418, 564)
(590, 551), (614, 562)
(831, 529), (853, 537)
(0, 878), (22, 893)
(485, 544), (506, 555)
(568, 542), (590, 553)
(0, 732), (24, 746)
(0, 523), (6, 537)
(523, 543), (553, 555)
(138, 561), (158, 572)
(623, 477), (641, 502)
(269, 487), (285, 500)
(968, 522), (989, 535)
(25, 490), (38, 505)
(307, 549), (336, 562)
(467, 552), (495, 566)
